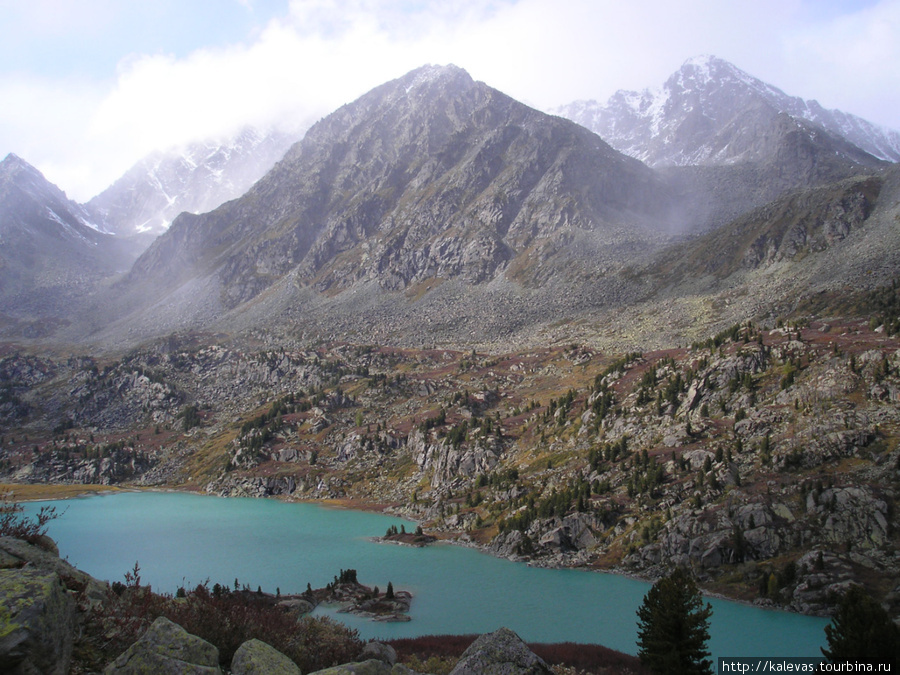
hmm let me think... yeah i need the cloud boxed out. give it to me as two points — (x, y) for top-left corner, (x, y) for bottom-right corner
(0, 74), (108, 197)
(2, 0), (898, 201)
(780, 0), (900, 128)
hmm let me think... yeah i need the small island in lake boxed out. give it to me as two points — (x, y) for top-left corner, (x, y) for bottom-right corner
(284, 568), (412, 622)
(382, 523), (437, 547)
(325, 568), (412, 622)
(231, 568), (412, 623)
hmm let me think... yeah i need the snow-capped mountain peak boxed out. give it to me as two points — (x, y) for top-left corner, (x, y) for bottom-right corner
(85, 126), (299, 244)
(553, 55), (900, 166)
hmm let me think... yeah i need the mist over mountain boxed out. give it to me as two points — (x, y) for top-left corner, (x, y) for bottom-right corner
(97, 64), (682, 346)
(2, 59), (898, 350)
(85, 127), (297, 248)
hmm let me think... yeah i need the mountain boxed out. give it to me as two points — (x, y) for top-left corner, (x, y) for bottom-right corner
(551, 56), (892, 237)
(554, 55), (898, 167)
(6, 62), (897, 351)
(3, 63), (900, 635)
(85, 127), (297, 247)
(100, 65), (680, 345)
(0, 154), (138, 337)
(0, 127), (296, 337)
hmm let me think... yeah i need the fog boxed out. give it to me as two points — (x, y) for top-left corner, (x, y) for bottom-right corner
(1, 0), (898, 201)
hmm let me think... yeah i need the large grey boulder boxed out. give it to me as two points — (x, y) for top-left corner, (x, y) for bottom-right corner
(449, 627), (552, 675)
(358, 641), (397, 665)
(0, 568), (76, 675)
(103, 616), (222, 674)
(231, 638), (301, 675)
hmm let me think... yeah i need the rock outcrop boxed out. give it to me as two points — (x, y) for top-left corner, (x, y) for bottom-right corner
(103, 616), (222, 674)
(0, 568), (76, 675)
(231, 638), (301, 675)
(0, 536), (108, 604)
(0, 536), (113, 674)
(448, 627), (553, 675)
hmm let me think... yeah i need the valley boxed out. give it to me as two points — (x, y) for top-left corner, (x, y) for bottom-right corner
(2, 54), (900, 649)
(3, 295), (899, 620)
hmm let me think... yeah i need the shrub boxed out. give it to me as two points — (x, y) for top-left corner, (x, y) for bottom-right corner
(0, 491), (61, 544)
(81, 576), (362, 672)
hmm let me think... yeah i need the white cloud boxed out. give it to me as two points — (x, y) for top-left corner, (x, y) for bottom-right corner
(1, 0), (898, 201)
(780, 0), (900, 128)
(0, 75), (107, 199)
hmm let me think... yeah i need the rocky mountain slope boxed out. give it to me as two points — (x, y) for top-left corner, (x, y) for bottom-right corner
(0, 154), (139, 339)
(86, 126), (297, 246)
(131, 65), (676, 292)
(2, 294), (899, 620)
(80, 64), (684, 347)
(67, 62), (892, 353)
(3, 58), (899, 655)
(554, 55), (900, 166)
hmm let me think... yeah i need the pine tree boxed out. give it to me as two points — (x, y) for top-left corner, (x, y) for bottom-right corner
(822, 585), (900, 665)
(636, 567), (713, 675)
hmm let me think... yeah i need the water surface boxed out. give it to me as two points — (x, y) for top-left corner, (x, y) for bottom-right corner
(26, 491), (828, 660)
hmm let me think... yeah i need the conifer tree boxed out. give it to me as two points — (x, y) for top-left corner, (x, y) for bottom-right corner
(636, 567), (713, 675)
(822, 585), (900, 665)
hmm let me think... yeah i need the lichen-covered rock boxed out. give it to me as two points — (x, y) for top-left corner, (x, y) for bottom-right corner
(449, 627), (552, 675)
(0, 537), (107, 605)
(0, 568), (76, 675)
(103, 616), (222, 674)
(231, 638), (300, 675)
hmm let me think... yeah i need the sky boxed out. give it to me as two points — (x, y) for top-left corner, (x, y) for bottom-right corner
(1, 0), (898, 202)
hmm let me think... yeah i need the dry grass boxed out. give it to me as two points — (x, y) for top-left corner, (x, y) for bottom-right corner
(0, 482), (126, 501)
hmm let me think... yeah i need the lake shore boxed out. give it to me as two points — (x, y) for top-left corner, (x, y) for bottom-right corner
(3, 481), (829, 621)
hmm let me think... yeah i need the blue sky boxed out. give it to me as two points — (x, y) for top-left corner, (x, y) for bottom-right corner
(1, 1), (290, 78)
(1, 0), (898, 201)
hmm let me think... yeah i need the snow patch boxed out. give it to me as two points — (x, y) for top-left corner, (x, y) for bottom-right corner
(46, 207), (94, 245)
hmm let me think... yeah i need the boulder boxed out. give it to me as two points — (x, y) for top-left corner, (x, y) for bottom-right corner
(103, 616), (222, 674)
(0, 568), (76, 675)
(308, 659), (414, 674)
(449, 627), (552, 675)
(538, 526), (574, 551)
(231, 638), (300, 675)
(358, 641), (397, 665)
(0, 537), (108, 604)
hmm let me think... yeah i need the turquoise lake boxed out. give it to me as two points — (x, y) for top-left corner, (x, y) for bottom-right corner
(25, 491), (829, 660)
